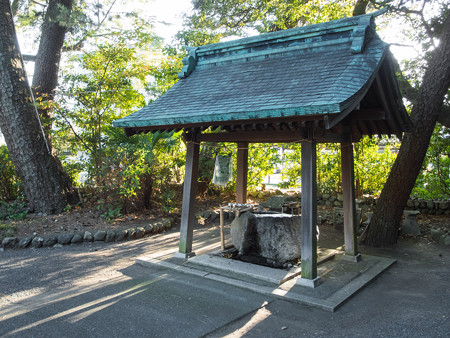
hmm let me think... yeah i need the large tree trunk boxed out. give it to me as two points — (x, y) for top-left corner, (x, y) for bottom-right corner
(32, 0), (73, 142)
(0, 0), (70, 213)
(360, 14), (450, 246)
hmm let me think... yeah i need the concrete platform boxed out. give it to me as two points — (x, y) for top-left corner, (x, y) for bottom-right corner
(136, 249), (396, 312)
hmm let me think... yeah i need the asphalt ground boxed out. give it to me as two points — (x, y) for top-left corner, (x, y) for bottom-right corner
(1, 224), (449, 337)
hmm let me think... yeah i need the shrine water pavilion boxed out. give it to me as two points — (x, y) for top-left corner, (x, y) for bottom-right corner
(113, 12), (410, 287)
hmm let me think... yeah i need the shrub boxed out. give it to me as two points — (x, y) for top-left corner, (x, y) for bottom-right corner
(0, 146), (21, 201)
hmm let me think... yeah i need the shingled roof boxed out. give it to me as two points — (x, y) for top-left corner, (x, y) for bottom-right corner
(113, 12), (410, 141)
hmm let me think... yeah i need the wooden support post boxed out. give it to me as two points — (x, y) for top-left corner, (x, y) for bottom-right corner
(236, 142), (248, 204)
(298, 140), (321, 287)
(176, 140), (200, 259)
(219, 207), (225, 250)
(341, 140), (361, 261)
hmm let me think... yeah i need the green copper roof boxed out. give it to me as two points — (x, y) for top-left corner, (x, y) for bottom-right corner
(113, 12), (408, 135)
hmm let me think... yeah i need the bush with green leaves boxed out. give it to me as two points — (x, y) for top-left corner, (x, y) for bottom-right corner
(55, 40), (151, 185)
(106, 129), (185, 211)
(0, 146), (21, 202)
(279, 136), (399, 196)
(248, 144), (281, 190)
(197, 142), (280, 194)
(354, 137), (398, 197)
(0, 199), (27, 221)
(412, 124), (450, 199)
(280, 142), (343, 193)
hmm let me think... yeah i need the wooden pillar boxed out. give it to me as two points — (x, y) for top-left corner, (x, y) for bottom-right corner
(298, 140), (321, 287)
(176, 140), (200, 258)
(341, 141), (360, 260)
(236, 142), (248, 204)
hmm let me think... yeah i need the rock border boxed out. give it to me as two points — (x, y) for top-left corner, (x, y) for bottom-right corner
(1, 217), (175, 251)
(249, 190), (450, 215)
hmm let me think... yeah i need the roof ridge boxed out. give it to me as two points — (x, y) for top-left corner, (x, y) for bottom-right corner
(178, 12), (381, 79)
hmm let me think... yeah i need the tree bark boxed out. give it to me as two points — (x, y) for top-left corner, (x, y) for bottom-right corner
(360, 14), (450, 246)
(32, 0), (73, 141)
(0, 0), (70, 213)
(352, 0), (369, 16)
(141, 173), (153, 209)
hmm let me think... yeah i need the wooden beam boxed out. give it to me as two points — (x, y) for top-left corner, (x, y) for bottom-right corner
(374, 75), (401, 135)
(177, 140), (200, 257)
(357, 120), (370, 137)
(300, 140), (319, 280)
(123, 115), (340, 138)
(346, 108), (386, 121)
(379, 64), (408, 137)
(196, 130), (347, 144)
(236, 142), (249, 204)
(341, 140), (359, 258)
(352, 122), (363, 141)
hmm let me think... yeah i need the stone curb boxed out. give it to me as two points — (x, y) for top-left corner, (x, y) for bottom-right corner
(1, 217), (176, 251)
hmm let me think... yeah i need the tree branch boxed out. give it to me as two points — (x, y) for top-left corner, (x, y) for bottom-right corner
(62, 0), (117, 52)
(353, 0), (369, 16)
(58, 109), (93, 153)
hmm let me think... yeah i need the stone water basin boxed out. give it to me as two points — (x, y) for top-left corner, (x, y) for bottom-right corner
(230, 211), (301, 266)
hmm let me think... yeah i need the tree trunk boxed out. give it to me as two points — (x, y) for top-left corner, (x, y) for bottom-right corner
(360, 14), (450, 246)
(0, 0), (70, 213)
(352, 0), (369, 16)
(141, 172), (153, 209)
(32, 0), (73, 142)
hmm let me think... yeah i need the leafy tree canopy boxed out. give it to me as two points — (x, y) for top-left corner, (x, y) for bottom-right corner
(177, 0), (360, 47)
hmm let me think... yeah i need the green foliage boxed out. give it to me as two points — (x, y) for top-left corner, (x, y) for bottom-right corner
(175, 27), (222, 48)
(412, 124), (450, 199)
(354, 137), (398, 196)
(54, 21), (164, 185)
(99, 203), (122, 222)
(161, 189), (176, 213)
(56, 40), (149, 184)
(0, 146), (21, 201)
(44, 14), (187, 212)
(0, 199), (27, 221)
(196, 142), (233, 195)
(108, 129), (184, 200)
(198, 142), (280, 192)
(248, 144), (281, 189)
(198, 143), (218, 187)
(279, 137), (398, 196)
(185, 0), (356, 40)
(317, 143), (342, 193)
(378, 1), (449, 103)
(279, 144), (302, 189)
(145, 46), (183, 100)
(280, 143), (343, 192)
(14, 0), (154, 56)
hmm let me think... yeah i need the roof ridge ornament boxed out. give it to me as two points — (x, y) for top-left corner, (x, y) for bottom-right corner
(351, 16), (375, 54)
(351, 8), (387, 54)
(178, 47), (198, 79)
